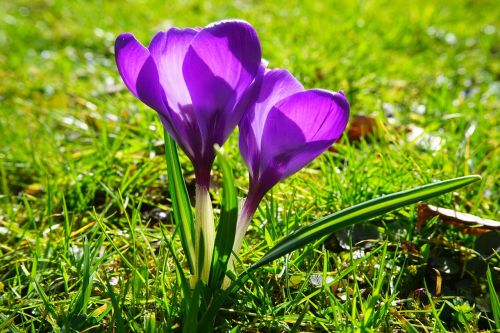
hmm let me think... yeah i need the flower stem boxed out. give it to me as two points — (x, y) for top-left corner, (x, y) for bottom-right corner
(222, 191), (263, 288)
(194, 184), (215, 284)
(232, 201), (252, 260)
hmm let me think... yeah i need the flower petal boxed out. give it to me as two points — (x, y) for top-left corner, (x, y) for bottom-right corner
(239, 69), (303, 180)
(182, 20), (262, 147)
(259, 89), (349, 187)
(255, 140), (333, 196)
(147, 28), (205, 160)
(115, 33), (166, 114)
(229, 63), (266, 140)
(115, 33), (148, 97)
(148, 28), (198, 111)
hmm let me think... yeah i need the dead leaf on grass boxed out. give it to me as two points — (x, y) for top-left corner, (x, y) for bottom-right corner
(347, 115), (378, 142)
(417, 203), (500, 234)
(431, 268), (442, 296)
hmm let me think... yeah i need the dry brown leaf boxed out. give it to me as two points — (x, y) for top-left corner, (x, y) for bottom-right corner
(417, 203), (500, 234)
(432, 268), (442, 296)
(347, 115), (378, 142)
(329, 115), (379, 153)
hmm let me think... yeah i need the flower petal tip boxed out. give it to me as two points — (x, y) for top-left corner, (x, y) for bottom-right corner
(115, 33), (138, 50)
(205, 18), (253, 29)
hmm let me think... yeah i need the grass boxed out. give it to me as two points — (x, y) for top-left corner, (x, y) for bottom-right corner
(0, 0), (499, 331)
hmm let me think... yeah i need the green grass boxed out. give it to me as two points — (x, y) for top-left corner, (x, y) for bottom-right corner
(0, 0), (499, 331)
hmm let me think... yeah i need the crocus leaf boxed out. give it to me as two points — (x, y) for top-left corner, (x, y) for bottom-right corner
(164, 130), (195, 273)
(252, 175), (481, 270)
(209, 146), (238, 290)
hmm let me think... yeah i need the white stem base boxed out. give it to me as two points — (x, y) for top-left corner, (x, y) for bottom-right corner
(222, 202), (251, 289)
(194, 185), (215, 284)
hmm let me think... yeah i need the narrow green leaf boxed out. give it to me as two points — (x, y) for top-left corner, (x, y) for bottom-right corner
(70, 235), (104, 319)
(424, 286), (447, 332)
(487, 266), (500, 330)
(61, 195), (71, 254)
(164, 231), (203, 333)
(289, 304), (309, 333)
(94, 211), (146, 284)
(164, 130), (195, 274)
(163, 233), (191, 301)
(105, 274), (125, 333)
(76, 237), (92, 316)
(32, 277), (59, 322)
(389, 308), (420, 333)
(29, 256), (59, 322)
(209, 146), (238, 290)
(144, 313), (157, 333)
(252, 175), (480, 270)
(0, 313), (19, 333)
(187, 281), (205, 333)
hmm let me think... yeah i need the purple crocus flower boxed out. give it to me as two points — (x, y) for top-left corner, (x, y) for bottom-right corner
(115, 20), (263, 283)
(115, 20), (262, 188)
(233, 69), (350, 255)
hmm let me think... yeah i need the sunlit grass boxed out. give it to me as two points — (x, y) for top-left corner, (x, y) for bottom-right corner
(0, 0), (498, 331)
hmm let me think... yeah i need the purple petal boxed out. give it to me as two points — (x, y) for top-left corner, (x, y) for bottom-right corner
(239, 69), (303, 180)
(147, 28), (204, 160)
(182, 20), (262, 148)
(229, 63), (266, 140)
(115, 33), (167, 115)
(115, 33), (148, 97)
(148, 28), (198, 111)
(149, 28), (202, 162)
(258, 89), (349, 189)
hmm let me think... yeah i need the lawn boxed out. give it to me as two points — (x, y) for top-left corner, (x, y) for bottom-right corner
(0, 0), (498, 331)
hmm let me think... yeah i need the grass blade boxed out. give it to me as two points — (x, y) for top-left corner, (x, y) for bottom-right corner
(289, 304), (309, 333)
(389, 308), (420, 333)
(27, 258), (59, 323)
(164, 130), (195, 274)
(73, 237), (92, 316)
(487, 266), (500, 330)
(104, 274), (125, 333)
(252, 175), (480, 269)
(209, 146), (238, 290)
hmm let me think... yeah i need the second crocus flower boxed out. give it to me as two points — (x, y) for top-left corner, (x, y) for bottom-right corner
(233, 69), (350, 262)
